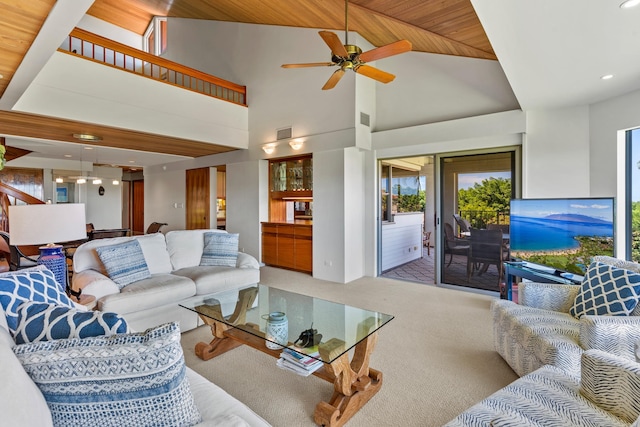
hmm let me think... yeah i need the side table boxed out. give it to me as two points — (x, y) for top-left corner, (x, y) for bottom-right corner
(504, 261), (583, 301)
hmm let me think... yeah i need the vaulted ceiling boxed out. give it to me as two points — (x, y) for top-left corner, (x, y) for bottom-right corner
(2, 0), (640, 168)
(0, 0), (497, 166)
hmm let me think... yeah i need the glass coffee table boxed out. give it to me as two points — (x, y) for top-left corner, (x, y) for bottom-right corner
(180, 284), (394, 427)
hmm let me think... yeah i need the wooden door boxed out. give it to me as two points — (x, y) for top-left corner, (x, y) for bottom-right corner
(186, 167), (210, 229)
(131, 180), (144, 234)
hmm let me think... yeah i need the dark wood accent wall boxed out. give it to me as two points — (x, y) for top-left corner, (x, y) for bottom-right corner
(186, 167), (210, 229)
(0, 167), (44, 201)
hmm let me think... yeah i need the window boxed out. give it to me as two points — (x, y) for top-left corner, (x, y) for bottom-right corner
(626, 128), (640, 261)
(144, 17), (167, 55)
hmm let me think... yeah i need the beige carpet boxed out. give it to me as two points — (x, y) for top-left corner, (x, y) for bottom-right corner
(180, 267), (518, 426)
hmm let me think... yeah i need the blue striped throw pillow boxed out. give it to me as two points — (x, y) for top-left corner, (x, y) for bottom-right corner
(200, 232), (239, 267)
(14, 301), (130, 344)
(13, 322), (202, 427)
(95, 239), (150, 288)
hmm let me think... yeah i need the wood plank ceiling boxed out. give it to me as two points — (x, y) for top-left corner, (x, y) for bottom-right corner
(0, 0), (494, 160)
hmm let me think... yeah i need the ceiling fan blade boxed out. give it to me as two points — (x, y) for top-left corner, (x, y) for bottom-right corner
(319, 31), (349, 58)
(359, 40), (412, 63)
(355, 65), (395, 84)
(322, 69), (345, 90)
(282, 62), (335, 68)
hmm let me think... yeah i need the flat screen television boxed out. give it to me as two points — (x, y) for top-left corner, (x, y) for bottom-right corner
(509, 197), (615, 274)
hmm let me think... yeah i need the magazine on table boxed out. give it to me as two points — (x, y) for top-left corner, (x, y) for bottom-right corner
(276, 346), (323, 376)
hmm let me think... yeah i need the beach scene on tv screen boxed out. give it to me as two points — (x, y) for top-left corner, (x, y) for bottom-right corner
(510, 198), (614, 274)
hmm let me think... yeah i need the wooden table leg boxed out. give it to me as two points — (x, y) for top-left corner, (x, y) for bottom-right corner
(313, 317), (383, 427)
(194, 287), (258, 361)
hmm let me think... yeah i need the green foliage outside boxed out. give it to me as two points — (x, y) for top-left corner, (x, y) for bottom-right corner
(632, 201), (640, 262)
(457, 177), (511, 228)
(397, 191), (425, 212)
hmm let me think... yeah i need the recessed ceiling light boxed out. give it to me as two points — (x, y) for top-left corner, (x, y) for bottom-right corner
(601, 74), (614, 80)
(621, 0), (640, 8)
(72, 133), (102, 142)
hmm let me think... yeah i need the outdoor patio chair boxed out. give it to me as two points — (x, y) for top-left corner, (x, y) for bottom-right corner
(444, 223), (470, 267)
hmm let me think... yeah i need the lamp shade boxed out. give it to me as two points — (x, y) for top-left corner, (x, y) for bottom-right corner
(9, 204), (87, 246)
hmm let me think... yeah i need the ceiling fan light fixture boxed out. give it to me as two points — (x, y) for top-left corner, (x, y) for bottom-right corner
(620, 0), (640, 8)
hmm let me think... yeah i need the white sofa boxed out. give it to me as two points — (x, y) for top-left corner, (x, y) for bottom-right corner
(72, 229), (260, 332)
(0, 304), (270, 427)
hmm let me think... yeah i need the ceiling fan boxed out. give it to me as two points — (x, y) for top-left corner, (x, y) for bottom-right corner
(281, 0), (412, 90)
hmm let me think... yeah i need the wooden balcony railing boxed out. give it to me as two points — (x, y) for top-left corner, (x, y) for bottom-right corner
(59, 28), (247, 106)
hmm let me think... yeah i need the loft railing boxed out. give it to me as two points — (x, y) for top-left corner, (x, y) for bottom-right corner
(0, 182), (45, 232)
(59, 28), (247, 106)
(457, 209), (510, 230)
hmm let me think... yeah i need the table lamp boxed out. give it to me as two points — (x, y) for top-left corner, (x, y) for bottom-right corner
(8, 203), (87, 292)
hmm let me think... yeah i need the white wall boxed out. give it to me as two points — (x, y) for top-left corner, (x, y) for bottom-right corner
(313, 149), (346, 282)
(523, 106), (591, 197)
(590, 87), (640, 196)
(84, 166), (123, 229)
(375, 52), (520, 131)
(344, 147), (365, 282)
(144, 168), (187, 232)
(164, 20), (356, 148)
(226, 161), (265, 258)
(14, 53), (249, 148)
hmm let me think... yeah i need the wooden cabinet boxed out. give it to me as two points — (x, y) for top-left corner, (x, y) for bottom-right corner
(269, 156), (312, 199)
(216, 170), (225, 199)
(261, 222), (312, 273)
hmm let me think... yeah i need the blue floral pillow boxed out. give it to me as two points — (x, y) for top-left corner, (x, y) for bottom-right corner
(0, 266), (75, 335)
(570, 262), (640, 318)
(13, 322), (202, 427)
(13, 301), (130, 344)
(95, 239), (150, 288)
(200, 232), (239, 267)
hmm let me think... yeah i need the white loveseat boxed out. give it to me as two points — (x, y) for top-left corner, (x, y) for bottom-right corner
(72, 229), (260, 332)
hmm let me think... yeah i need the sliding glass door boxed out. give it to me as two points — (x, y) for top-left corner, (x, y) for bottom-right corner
(439, 152), (516, 292)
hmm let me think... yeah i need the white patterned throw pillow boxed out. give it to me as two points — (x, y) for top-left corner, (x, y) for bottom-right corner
(13, 322), (202, 427)
(0, 266), (75, 336)
(13, 301), (130, 344)
(570, 262), (640, 318)
(200, 232), (239, 267)
(95, 239), (150, 288)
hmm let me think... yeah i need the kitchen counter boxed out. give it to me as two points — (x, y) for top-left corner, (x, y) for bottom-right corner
(262, 220), (312, 226)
